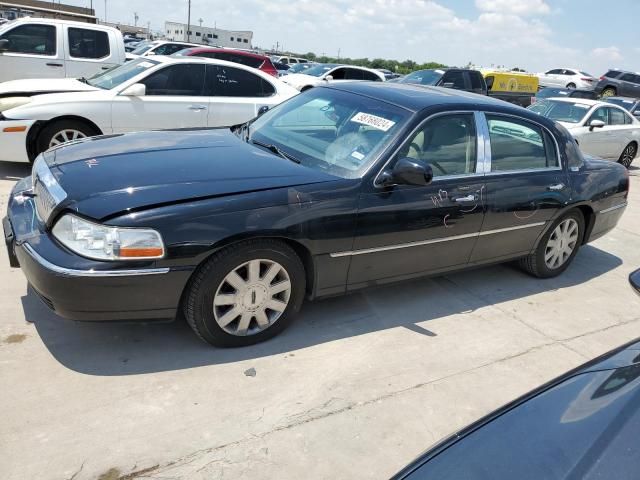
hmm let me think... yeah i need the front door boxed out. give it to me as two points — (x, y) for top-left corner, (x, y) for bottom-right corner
(470, 113), (570, 263)
(0, 22), (65, 82)
(111, 63), (208, 133)
(347, 112), (486, 287)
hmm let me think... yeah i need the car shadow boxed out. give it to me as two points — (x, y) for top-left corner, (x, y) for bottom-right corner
(0, 161), (31, 181)
(21, 244), (623, 376)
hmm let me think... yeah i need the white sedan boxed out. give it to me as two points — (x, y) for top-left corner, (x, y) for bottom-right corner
(528, 97), (640, 167)
(537, 68), (597, 90)
(0, 56), (298, 163)
(281, 63), (384, 91)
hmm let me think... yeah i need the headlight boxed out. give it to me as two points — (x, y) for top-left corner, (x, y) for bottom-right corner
(52, 214), (165, 261)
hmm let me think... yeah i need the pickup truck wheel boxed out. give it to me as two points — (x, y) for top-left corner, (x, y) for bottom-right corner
(184, 239), (306, 347)
(618, 142), (637, 168)
(37, 120), (98, 155)
(519, 210), (584, 278)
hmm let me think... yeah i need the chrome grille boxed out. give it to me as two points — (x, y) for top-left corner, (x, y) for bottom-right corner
(32, 156), (67, 223)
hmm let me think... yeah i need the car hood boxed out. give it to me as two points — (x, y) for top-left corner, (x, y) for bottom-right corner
(0, 77), (98, 98)
(281, 73), (322, 89)
(44, 128), (337, 220)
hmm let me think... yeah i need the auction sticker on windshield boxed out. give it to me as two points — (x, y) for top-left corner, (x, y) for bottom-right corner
(350, 112), (396, 131)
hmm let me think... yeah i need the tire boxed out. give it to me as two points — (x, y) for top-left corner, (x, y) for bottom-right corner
(519, 210), (585, 278)
(618, 142), (637, 169)
(566, 82), (576, 89)
(184, 239), (306, 347)
(36, 119), (98, 156)
(601, 87), (616, 98)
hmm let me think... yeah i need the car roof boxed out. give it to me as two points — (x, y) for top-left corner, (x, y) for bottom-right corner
(540, 97), (605, 107)
(326, 82), (513, 112)
(7, 17), (118, 31)
(607, 96), (639, 102)
(181, 47), (267, 60)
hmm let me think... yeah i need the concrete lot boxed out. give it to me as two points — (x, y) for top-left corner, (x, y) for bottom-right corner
(1, 160), (639, 480)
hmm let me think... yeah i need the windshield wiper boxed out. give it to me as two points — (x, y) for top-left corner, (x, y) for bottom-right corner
(251, 139), (301, 164)
(78, 77), (88, 84)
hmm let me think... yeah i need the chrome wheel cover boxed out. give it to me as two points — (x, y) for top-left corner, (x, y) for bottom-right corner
(620, 144), (636, 168)
(213, 259), (291, 336)
(545, 218), (579, 269)
(49, 129), (86, 147)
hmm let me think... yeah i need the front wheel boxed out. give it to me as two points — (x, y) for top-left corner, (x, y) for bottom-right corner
(184, 239), (306, 347)
(37, 119), (98, 157)
(519, 210), (584, 278)
(618, 142), (637, 169)
(566, 82), (576, 89)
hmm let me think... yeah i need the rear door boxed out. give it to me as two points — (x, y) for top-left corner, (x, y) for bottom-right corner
(347, 112), (486, 286)
(111, 63), (208, 132)
(470, 113), (570, 264)
(0, 22), (64, 81)
(63, 25), (119, 78)
(206, 64), (277, 126)
(618, 73), (640, 97)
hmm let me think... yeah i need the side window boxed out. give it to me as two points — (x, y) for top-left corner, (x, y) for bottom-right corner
(329, 68), (347, 80)
(441, 71), (466, 90)
(620, 73), (636, 83)
(0, 24), (56, 55)
(588, 107), (608, 125)
(362, 70), (382, 81)
(208, 65), (275, 97)
(608, 108), (627, 126)
(344, 69), (364, 80)
(486, 115), (558, 171)
(547, 69), (562, 75)
(68, 28), (109, 59)
(399, 114), (477, 177)
(153, 43), (183, 55)
(469, 73), (484, 91)
(140, 64), (206, 96)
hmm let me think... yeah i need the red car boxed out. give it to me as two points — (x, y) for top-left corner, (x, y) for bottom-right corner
(175, 48), (278, 77)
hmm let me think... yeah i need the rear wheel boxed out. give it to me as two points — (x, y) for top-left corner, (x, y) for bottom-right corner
(519, 210), (584, 278)
(184, 239), (306, 347)
(618, 142), (637, 168)
(601, 87), (616, 98)
(37, 119), (98, 156)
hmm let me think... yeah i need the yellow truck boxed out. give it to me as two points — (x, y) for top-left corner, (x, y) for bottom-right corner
(481, 69), (539, 107)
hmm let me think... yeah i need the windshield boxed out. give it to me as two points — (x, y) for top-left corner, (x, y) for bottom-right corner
(399, 69), (444, 86)
(288, 63), (312, 74)
(528, 99), (591, 124)
(605, 98), (635, 111)
(303, 65), (336, 77)
(130, 41), (155, 55)
(86, 58), (159, 90)
(248, 88), (410, 179)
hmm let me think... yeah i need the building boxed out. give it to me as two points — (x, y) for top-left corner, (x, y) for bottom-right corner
(101, 21), (150, 39)
(164, 21), (252, 48)
(0, 0), (96, 23)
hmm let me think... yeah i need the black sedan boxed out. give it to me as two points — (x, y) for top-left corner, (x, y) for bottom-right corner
(392, 337), (640, 479)
(3, 83), (629, 347)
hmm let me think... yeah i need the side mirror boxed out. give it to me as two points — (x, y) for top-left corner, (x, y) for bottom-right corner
(0, 39), (9, 52)
(120, 83), (146, 96)
(257, 105), (269, 117)
(629, 268), (640, 297)
(589, 119), (605, 131)
(324, 75), (333, 82)
(379, 157), (433, 187)
(633, 111), (640, 117)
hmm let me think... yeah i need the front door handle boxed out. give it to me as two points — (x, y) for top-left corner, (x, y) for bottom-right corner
(547, 183), (565, 191)
(454, 194), (477, 202)
(189, 105), (207, 111)
(46, 62), (63, 67)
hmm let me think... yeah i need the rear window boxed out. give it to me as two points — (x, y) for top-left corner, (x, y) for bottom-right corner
(604, 70), (622, 78)
(204, 52), (263, 69)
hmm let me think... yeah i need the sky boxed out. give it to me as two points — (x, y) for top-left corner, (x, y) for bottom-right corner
(71, 0), (637, 74)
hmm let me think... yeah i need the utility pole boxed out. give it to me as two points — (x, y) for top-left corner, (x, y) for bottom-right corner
(186, 0), (191, 42)
(104, 0), (107, 22)
(198, 18), (203, 27)
(337, 48), (341, 59)
(134, 12), (138, 26)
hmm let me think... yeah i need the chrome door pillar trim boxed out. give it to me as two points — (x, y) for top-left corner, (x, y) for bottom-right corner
(474, 111), (491, 174)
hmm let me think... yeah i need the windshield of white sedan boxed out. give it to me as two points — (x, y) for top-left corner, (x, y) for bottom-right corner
(130, 41), (155, 55)
(303, 65), (337, 77)
(248, 89), (409, 178)
(87, 58), (159, 89)
(528, 99), (590, 123)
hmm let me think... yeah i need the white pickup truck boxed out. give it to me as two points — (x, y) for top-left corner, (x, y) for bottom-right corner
(0, 18), (126, 82)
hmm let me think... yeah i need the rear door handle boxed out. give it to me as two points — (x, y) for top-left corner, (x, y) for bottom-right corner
(46, 62), (63, 67)
(189, 105), (207, 111)
(101, 66), (111, 70)
(547, 183), (565, 191)
(454, 194), (477, 202)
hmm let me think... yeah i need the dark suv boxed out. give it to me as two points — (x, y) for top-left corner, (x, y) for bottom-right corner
(393, 68), (487, 95)
(595, 70), (640, 98)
